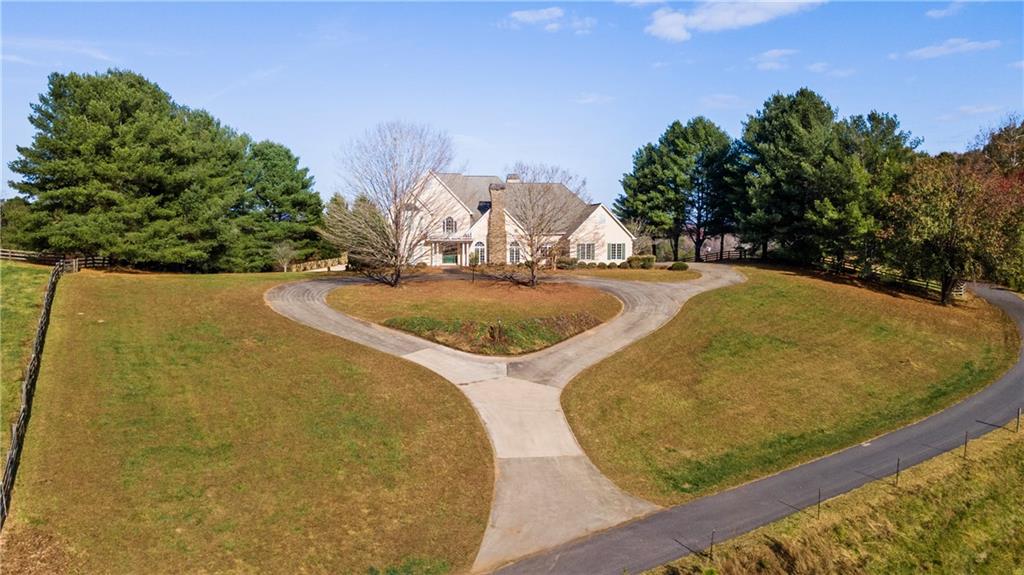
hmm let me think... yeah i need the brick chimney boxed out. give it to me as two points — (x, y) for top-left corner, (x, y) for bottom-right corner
(487, 183), (507, 265)
(506, 174), (521, 184)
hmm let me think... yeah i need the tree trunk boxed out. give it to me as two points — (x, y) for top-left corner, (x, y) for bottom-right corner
(761, 240), (769, 260)
(719, 235), (725, 261)
(940, 272), (956, 305)
(694, 236), (705, 263)
(671, 234), (681, 262)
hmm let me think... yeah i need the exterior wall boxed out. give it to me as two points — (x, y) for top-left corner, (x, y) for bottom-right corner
(568, 206), (634, 263)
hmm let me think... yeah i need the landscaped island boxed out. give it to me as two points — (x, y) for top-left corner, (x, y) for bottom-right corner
(0, 271), (492, 574)
(326, 279), (622, 355)
(563, 265), (1018, 505)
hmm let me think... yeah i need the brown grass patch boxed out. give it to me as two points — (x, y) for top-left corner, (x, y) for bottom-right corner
(563, 265), (1018, 505)
(2, 271), (492, 573)
(328, 279), (622, 355)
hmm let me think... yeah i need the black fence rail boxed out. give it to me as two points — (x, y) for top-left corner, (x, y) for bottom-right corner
(0, 261), (65, 530)
(820, 256), (965, 299)
(0, 248), (109, 271)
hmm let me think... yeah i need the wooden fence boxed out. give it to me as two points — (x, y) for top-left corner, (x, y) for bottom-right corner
(821, 256), (965, 299)
(289, 255), (348, 273)
(0, 261), (65, 530)
(0, 248), (109, 271)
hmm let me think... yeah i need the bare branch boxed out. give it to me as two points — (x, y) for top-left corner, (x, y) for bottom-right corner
(319, 121), (456, 286)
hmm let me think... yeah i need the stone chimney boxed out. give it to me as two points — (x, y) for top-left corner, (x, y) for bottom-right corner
(506, 174), (521, 184)
(487, 183), (508, 265)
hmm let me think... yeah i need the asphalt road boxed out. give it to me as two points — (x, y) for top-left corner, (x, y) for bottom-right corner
(495, 283), (1024, 575)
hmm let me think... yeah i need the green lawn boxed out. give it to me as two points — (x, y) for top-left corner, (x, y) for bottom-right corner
(652, 430), (1024, 575)
(0, 260), (53, 463)
(563, 265), (1018, 505)
(0, 271), (492, 574)
(328, 279), (622, 355)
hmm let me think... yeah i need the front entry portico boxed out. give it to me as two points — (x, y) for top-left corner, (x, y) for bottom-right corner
(428, 239), (472, 266)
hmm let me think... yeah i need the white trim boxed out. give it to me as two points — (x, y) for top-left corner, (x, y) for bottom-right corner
(428, 171), (475, 219)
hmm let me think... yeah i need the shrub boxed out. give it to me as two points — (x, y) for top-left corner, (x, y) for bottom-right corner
(627, 255), (656, 269)
(415, 261), (428, 269)
(587, 262), (597, 268)
(556, 256), (578, 270)
(669, 261), (689, 271)
(597, 262), (608, 269)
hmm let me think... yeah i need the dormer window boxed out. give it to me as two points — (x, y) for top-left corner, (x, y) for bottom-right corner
(443, 217), (457, 234)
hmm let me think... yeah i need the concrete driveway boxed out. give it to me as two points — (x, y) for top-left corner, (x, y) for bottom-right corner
(264, 264), (746, 572)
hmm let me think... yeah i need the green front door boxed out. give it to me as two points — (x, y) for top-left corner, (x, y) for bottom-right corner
(442, 245), (458, 265)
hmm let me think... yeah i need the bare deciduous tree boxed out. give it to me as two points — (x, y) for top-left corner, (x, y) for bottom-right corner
(501, 162), (590, 287)
(623, 218), (653, 255)
(320, 121), (455, 286)
(270, 240), (298, 272)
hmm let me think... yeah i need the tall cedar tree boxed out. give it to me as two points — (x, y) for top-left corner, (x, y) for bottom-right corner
(8, 69), (320, 271)
(738, 88), (839, 261)
(228, 141), (324, 271)
(616, 117), (732, 261)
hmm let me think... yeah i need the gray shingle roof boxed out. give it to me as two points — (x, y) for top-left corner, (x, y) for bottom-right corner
(434, 173), (503, 222)
(434, 172), (593, 234)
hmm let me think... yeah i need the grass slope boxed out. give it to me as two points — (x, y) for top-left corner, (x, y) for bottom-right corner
(0, 271), (492, 574)
(0, 261), (52, 462)
(651, 430), (1024, 574)
(563, 265), (1017, 505)
(328, 279), (621, 355)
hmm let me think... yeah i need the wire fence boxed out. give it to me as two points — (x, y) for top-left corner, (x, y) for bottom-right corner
(0, 261), (65, 530)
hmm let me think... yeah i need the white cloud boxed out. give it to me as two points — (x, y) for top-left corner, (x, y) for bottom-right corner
(958, 104), (1001, 115)
(1011, 60), (1024, 69)
(700, 93), (745, 109)
(651, 61), (670, 69)
(645, 1), (824, 43)
(1, 54), (39, 65)
(926, 1), (965, 19)
(615, 0), (666, 6)
(574, 92), (614, 105)
(508, 7), (564, 25)
(3, 36), (114, 62)
(504, 7), (596, 35)
(571, 16), (598, 35)
(900, 37), (1001, 60)
(807, 61), (855, 77)
(751, 48), (797, 71)
(937, 104), (1002, 121)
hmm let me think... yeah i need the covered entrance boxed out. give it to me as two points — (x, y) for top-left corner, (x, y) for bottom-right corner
(442, 244), (458, 265)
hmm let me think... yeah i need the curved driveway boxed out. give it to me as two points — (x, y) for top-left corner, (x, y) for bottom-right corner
(496, 283), (1024, 575)
(265, 264), (746, 572)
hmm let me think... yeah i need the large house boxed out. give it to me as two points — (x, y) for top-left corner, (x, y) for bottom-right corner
(414, 171), (634, 267)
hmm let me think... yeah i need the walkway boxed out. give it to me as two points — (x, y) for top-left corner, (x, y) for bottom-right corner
(264, 264), (746, 572)
(496, 283), (1024, 575)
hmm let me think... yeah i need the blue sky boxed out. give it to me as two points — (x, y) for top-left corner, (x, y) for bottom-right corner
(3, 2), (1022, 205)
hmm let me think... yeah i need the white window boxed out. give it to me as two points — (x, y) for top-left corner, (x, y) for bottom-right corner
(509, 241), (522, 264)
(473, 242), (486, 264)
(576, 243), (595, 261)
(539, 243), (553, 257)
(608, 243), (626, 260)
(443, 217), (457, 234)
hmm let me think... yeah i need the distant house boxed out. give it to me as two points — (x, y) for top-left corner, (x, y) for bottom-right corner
(414, 172), (634, 266)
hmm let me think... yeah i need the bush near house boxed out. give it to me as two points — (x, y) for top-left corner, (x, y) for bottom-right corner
(626, 255), (656, 269)
(669, 262), (690, 271)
